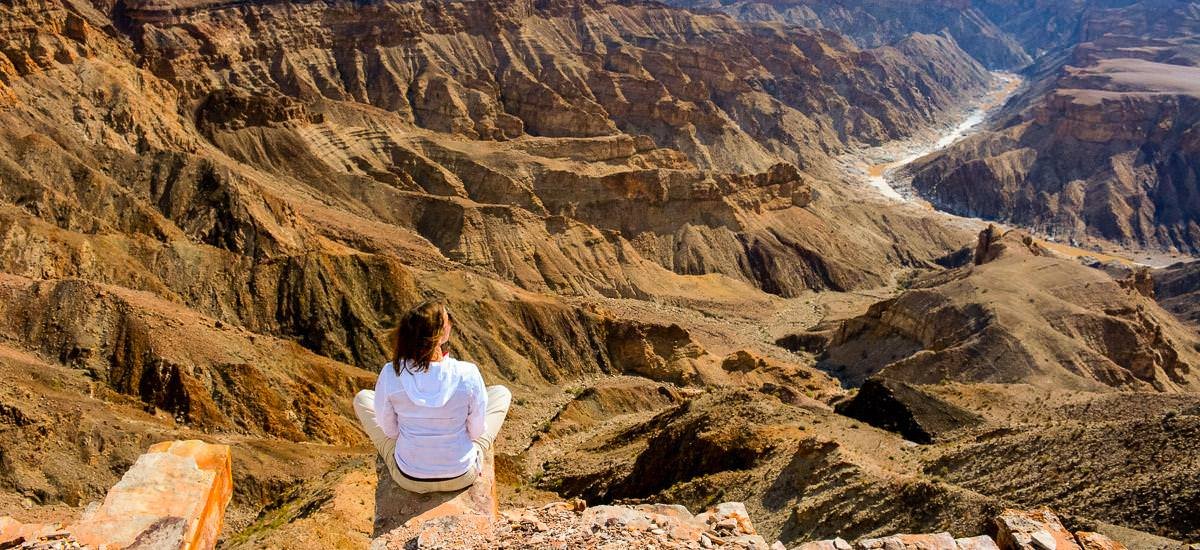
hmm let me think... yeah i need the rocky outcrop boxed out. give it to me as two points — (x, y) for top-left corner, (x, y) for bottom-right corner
(1153, 260), (1200, 326)
(821, 228), (1200, 392)
(788, 509), (1133, 550)
(994, 508), (1083, 550)
(834, 378), (984, 444)
(383, 498), (778, 549)
(0, 440), (232, 550)
(371, 451), (498, 549)
(382, 503), (1143, 550)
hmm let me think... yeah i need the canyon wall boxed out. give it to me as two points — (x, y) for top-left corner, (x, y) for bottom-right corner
(910, 1), (1200, 253)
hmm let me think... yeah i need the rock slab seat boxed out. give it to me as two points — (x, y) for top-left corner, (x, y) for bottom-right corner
(370, 449), (497, 549)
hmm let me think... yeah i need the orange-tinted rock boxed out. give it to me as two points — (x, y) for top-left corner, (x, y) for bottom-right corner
(994, 508), (1082, 550)
(69, 440), (232, 550)
(1074, 532), (1127, 550)
(695, 501), (757, 536)
(0, 517), (61, 547)
(370, 450), (497, 549)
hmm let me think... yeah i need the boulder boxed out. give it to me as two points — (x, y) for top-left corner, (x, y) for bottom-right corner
(994, 508), (1082, 550)
(956, 535), (1002, 550)
(1073, 532), (1127, 550)
(69, 440), (232, 550)
(856, 532), (957, 549)
(370, 450), (498, 549)
(633, 503), (694, 522)
(794, 538), (853, 550)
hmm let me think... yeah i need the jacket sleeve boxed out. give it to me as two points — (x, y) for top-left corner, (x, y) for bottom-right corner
(374, 369), (401, 440)
(465, 364), (488, 441)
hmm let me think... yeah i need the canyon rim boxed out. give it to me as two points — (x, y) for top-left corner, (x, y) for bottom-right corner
(0, 0), (1198, 548)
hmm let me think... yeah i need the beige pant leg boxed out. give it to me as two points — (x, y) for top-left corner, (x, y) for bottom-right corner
(353, 389), (392, 458)
(474, 385), (511, 454)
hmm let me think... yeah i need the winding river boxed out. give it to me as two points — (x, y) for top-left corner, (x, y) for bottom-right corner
(853, 72), (1022, 202)
(845, 72), (1187, 268)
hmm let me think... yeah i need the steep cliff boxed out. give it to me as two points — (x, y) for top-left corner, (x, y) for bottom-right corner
(665, 0), (1032, 69)
(909, 1), (1200, 253)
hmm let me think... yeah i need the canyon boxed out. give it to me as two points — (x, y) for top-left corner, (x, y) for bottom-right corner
(0, 0), (1197, 549)
(906, 1), (1200, 255)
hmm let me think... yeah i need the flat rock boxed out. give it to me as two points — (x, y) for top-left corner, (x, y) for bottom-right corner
(956, 535), (1001, 550)
(370, 450), (497, 549)
(994, 508), (1082, 550)
(794, 538), (853, 550)
(857, 532), (957, 549)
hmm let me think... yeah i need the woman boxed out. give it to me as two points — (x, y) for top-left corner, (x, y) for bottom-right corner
(354, 300), (511, 493)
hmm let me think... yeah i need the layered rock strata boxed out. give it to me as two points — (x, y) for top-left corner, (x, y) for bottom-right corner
(909, 1), (1200, 253)
(664, 0), (1031, 69)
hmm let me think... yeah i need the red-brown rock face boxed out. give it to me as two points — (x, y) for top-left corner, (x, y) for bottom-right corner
(665, 0), (1032, 70)
(118, 0), (991, 173)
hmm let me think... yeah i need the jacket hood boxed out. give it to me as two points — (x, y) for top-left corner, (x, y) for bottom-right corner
(397, 357), (459, 408)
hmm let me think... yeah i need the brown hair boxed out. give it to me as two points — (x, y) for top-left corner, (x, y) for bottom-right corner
(391, 300), (449, 375)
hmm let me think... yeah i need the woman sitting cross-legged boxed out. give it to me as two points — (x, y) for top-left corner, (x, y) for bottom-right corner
(354, 300), (511, 493)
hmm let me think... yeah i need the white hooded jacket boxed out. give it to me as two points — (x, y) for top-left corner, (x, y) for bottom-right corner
(373, 355), (487, 479)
